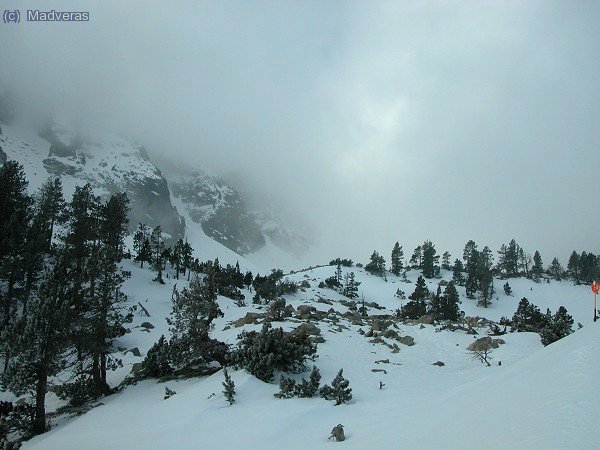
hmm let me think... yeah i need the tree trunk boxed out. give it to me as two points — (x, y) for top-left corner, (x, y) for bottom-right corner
(32, 362), (48, 435)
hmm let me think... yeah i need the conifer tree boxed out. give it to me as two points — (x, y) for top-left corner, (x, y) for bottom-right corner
(390, 242), (404, 276)
(429, 285), (443, 320)
(329, 369), (352, 405)
(150, 226), (165, 283)
(452, 259), (465, 286)
(342, 272), (359, 298)
(0, 160), (32, 333)
(222, 368), (236, 405)
(441, 251), (451, 270)
(497, 239), (521, 277)
(549, 257), (563, 281)
(402, 275), (429, 319)
(167, 274), (225, 370)
(365, 251), (386, 277)
(421, 240), (439, 278)
(35, 177), (66, 252)
(133, 223), (152, 268)
(567, 251), (580, 283)
(440, 281), (461, 321)
(334, 264), (343, 285)
(532, 250), (544, 281)
(140, 335), (173, 378)
(409, 245), (422, 268)
(81, 193), (132, 397)
(1, 253), (73, 436)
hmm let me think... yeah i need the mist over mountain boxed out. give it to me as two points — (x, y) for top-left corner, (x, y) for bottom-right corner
(1, 1), (599, 266)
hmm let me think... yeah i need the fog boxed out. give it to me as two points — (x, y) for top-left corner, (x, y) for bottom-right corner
(1, 0), (599, 265)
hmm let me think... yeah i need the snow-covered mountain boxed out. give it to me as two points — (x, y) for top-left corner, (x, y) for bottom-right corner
(0, 98), (309, 264)
(0, 117), (186, 243)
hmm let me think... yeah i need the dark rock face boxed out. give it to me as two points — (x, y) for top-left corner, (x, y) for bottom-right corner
(0, 146), (6, 164)
(127, 173), (185, 243)
(37, 124), (185, 244)
(171, 172), (265, 255)
(43, 157), (80, 175)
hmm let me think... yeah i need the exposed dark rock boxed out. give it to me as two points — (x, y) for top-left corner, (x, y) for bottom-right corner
(417, 314), (434, 325)
(397, 336), (415, 346)
(432, 361), (445, 367)
(126, 347), (141, 357)
(140, 322), (154, 329)
(467, 336), (498, 351)
(235, 312), (263, 328)
(43, 158), (80, 175)
(293, 322), (321, 336)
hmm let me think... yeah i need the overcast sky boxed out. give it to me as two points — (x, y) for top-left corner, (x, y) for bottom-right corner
(1, 0), (599, 265)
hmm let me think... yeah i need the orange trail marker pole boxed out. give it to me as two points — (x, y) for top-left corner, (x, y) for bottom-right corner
(592, 281), (599, 322)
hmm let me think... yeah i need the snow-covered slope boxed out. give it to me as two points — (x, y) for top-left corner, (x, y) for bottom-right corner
(23, 264), (598, 449)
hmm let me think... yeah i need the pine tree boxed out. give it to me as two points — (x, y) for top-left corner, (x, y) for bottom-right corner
(167, 275), (225, 370)
(421, 240), (439, 278)
(463, 241), (480, 299)
(330, 369), (352, 405)
(440, 281), (461, 321)
(503, 282), (512, 296)
(140, 335), (173, 378)
(1, 253), (73, 436)
(84, 194), (132, 397)
(0, 160), (32, 335)
(429, 285), (443, 320)
(133, 223), (152, 268)
(390, 242), (404, 276)
(497, 239), (521, 277)
(342, 272), (359, 299)
(334, 264), (343, 286)
(409, 245), (422, 268)
(518, 248), (531, 278)
(275, 375), (297, 399)
(365, 251), (386, 277)
(181, 241), (193, 280)
(402, 275), (429, 319)
(532, 250), (544, 281)
(452, 259), (465, 286)
(34, 177), (66, 252)
(150, 226), (165, 283)
(567, 251), (580, 283)
(549, 257), (563, 281)
(441, 251), (451, 270)
(222, 368), (236, 405)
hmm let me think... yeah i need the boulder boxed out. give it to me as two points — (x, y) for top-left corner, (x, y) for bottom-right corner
(417, 314), (434, 325)
(432, 361), (445, 367)
(371, 319), (389, 332)
(369, 337), (385, 344)
(140, 322), (154, 329)
(126, 347), (141, 357)
(383, 329), (400, 340)
(131, 362), (143, 374)
(283, 304), (295, 318)
(235, 312), (262, 328)
(397, 336), (415, 346)
(296, 305), (317, 318)
(293, 322), (321, 336)
(492, 338), (505, 346)
(467, 336), (498, 352)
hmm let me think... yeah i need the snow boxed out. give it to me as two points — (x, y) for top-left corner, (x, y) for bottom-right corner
(3, 117), (597, 450)
(22, 262), (599, 450)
